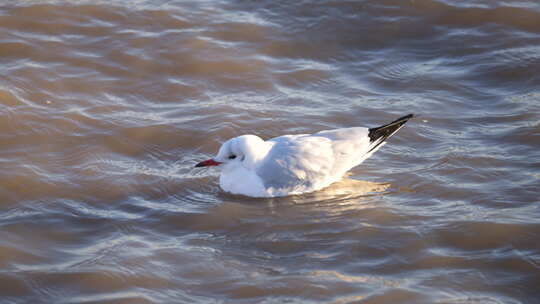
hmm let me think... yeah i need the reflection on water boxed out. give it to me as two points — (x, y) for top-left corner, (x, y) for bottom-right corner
(1, 0), (540, 303)
(297, 177), (390, 201)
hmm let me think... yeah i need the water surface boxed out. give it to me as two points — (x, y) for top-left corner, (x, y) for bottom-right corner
(1, 0), (539, 303)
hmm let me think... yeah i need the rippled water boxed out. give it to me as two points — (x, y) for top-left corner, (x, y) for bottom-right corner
(1, 0), (539, 303)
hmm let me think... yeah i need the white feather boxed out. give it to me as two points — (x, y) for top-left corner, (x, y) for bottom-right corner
(211, 127), (386, 197)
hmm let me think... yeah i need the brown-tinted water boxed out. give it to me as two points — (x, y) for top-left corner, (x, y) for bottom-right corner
(1, 0), (539, 303)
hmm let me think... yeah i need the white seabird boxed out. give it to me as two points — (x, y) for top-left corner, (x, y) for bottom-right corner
(196, 114), (413, 197)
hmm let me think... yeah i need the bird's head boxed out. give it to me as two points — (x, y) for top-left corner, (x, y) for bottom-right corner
(195, 135), (270, 170)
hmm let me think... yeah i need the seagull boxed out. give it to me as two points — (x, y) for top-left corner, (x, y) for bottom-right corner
(196, 114), (413, 197)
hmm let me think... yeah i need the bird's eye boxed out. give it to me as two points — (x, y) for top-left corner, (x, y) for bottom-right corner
(228, 154), (237, 160)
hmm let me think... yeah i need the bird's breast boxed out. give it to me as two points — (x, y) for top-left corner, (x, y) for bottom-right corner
(219, 165), (267, 197)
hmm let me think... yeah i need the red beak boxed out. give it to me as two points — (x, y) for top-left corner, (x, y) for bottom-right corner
(195, 159), (222, 167)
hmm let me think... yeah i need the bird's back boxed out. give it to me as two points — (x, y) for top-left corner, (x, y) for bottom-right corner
(255, 127), (372, 196)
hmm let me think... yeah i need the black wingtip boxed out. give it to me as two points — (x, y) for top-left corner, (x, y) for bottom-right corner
(400, 113), (414, 121)
(368, 113), (414, 146)
(384, 113), (414, 127)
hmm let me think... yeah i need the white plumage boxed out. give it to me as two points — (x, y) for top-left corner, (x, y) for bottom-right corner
(196, 114), (413, 197)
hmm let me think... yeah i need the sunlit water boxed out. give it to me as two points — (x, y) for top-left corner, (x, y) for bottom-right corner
(1, 0), (539, 303)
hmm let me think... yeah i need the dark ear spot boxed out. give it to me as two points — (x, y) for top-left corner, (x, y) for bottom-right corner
(228, 154), (237, 160)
